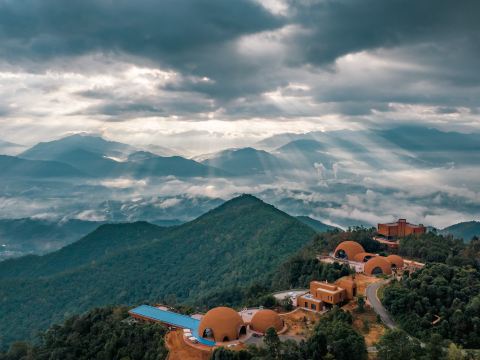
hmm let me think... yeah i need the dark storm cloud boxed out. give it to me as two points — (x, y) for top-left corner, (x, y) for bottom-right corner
(0, 0), (289, 102)
(1, 0), (480, 122)
(0, 0), (282, 62)
(287, 0), (480, 66)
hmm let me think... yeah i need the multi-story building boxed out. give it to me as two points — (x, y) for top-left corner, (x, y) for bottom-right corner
(297, 278), (357, 312)
(377, 219), (426, 240)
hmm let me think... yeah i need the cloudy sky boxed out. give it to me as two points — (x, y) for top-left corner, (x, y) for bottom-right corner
(1, 0), (480, 153)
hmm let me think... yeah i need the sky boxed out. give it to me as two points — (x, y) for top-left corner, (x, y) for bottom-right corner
(0, 0), (480, 154)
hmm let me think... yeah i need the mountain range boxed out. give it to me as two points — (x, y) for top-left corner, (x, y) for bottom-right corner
(16, 134), (228, 179)
(2, 126), (480, 181)
(0, 195), (316, 347)
(1, 125), (479, 233)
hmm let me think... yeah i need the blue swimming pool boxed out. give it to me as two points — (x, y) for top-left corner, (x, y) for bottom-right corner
(129, 305), (215, 346)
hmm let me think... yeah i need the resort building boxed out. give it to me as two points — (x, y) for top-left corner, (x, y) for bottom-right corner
(319, 240), (405, 275)
(128, 305), (286, 347)
(198, 307), (246, 343)
(297, 277), (357, 312)
(377, 219), (426, 240)
(249, 309), (284, 334)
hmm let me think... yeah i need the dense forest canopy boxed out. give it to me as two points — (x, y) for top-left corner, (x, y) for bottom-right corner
(0, 307), (168, 360)
(383, 263), (480, 348)
(399, 232), (477, 266)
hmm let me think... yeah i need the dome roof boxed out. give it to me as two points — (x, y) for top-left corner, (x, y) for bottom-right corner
(334, 241), (365, 260)
(198, 307), (245, 342)
(364, 256), (392, 276)
(386, 255), (404, 268)
(353, 252), (376, 263)
(250, 309), (284, 334)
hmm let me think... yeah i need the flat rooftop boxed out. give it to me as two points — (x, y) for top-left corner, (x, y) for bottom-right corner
(129, 305), (215, 346)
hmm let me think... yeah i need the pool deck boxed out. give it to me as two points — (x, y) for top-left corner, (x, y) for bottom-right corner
(129, 305), (215, 346)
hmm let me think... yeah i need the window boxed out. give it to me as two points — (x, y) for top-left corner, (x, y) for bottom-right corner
(311, 304), (316, 310)
(305, 302), (308, 307)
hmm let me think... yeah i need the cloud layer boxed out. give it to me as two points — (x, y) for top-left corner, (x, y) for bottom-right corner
(0, 0), (479, 149)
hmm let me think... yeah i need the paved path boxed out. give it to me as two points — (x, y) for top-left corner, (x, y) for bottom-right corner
(365, 280), (396, 329)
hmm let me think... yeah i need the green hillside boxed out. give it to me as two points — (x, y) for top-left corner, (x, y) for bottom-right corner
(0, 222), (164, 279)
(440, 221), (480, 243)
(0, 218), (101, 261)
(296, 215), (339, 233)
(0, 195), (316, 348)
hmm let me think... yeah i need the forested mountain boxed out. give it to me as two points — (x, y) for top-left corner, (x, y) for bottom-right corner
(441, 221), (480, 243)
(0, 155), (84, 178)
(0, 218), (101, 261)
(0, 222), (164, 279)
(201, 147), (285, 176)
(18, 134), (227, 178)
(0, 195), (316, 348)
(295, 216), (339, 233)
(20, 134), (134, 160)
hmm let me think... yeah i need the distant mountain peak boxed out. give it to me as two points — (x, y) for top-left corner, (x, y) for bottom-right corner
(277, 139), (325, 152)
(127, 150), (160, 162)
(20, 133), (135, 161)
(441, 220), (480, 243)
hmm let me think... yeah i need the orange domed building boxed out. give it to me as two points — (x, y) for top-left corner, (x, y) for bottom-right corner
(364, 256), (392, 276)
(334, 241), (365, 260)
(250, 309), (284, 334)
(386, 254), (404, 269)
(198, 307), (246, 342)
(353, 252), (376, 263)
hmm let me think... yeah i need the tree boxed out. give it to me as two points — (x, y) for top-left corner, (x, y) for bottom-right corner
(304, 327), (327, 359)
(264, 327), (281, 359)
(0, 307), (169, 360)
(382, 264), (480, 347)
(262, 295), (277, 309)
(357, 295), (365, 313)
(446, 343), (465, 360)
(425, 333), (446, 360)
(377, 329), (423, 360)
(307, 309), (366, 360)
(281, 297), (293, 312)
(211, 347), (236, 360)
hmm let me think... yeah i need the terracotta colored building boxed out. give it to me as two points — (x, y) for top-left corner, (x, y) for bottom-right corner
(377, 219), (426, 240)
(331, 241), (405, 275)
(298, 278), (357, 312)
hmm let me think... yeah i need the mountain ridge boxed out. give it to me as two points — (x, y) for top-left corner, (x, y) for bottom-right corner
(0, 194), (316, 347)
(440, 220), (480, 242)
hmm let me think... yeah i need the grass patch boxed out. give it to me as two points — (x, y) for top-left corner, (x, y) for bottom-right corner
(377, 284), (386, 302)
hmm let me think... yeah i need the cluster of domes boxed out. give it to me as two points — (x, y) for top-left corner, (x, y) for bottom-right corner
(198, 307), (284, 343)
(334, 241), (404, 275)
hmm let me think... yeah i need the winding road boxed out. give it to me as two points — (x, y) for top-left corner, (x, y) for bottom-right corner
(365, 280), (396, 329)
